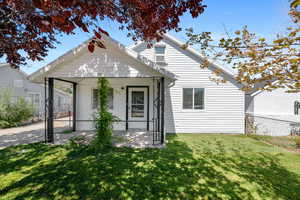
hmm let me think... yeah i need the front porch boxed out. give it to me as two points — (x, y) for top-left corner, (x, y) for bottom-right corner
(45, 77), (166, 146)
(29, 34), (176, 146)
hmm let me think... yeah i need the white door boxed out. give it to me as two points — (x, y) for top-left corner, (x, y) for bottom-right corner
(128, 87), (148, 130)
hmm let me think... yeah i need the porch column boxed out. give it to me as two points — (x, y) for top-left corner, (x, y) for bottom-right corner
(72, 82), (77, 132)
(161, 77), (165, 144)
(47, 78), (54, 143)
(157, 79), (161, 132)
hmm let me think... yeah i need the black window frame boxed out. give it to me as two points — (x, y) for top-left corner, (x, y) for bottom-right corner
(295, 101), (300, 115)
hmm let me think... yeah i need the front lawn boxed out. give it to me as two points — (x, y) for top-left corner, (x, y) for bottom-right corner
(249, 135), (300, 154)
(0, 134), (300, 200)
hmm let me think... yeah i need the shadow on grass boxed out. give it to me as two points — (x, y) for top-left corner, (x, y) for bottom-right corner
(0, 134), (300, 199)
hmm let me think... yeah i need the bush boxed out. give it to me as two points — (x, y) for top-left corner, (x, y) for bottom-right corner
(92, 78), (118, 150)
(294, 137), (300, 148)
(0, 90), (34, 128)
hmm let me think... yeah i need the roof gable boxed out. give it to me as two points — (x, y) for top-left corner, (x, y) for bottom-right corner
(130, 33), (243, 89)
(29, 35), (176, 83)
(129, 33), (236, 77)
(0, 63), (28, 78)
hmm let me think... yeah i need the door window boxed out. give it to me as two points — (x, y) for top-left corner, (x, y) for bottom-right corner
(131, 91), (144, 117)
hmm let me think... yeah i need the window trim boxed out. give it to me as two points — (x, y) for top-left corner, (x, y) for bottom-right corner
(131, 90), (146, 118)
(91, 87), (114, 111)
(182, 87), (206, 111)
(154, 45), (167, 64)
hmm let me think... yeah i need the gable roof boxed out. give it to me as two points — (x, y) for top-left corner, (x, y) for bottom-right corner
(246, 79), (288, 96)
(129, 33), (236, 78)
(0, 63), (71, 97)
(29, 34), (176, 83)
(0, 63), (29, 78)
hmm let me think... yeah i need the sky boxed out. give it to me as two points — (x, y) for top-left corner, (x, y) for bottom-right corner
(5, 0), (292, 75)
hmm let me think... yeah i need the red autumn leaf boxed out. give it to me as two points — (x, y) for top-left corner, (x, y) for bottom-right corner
(81, 24), (89, 32)
(88, 43), (95, 53)
(94, 31), (102, 39)
(52, 15), (66, 24)
(64, 23), (75, 33)
(96, 41), (106, 49)
(32, 0), (42, 8)
(59, 0), (74, 7)
(98, 27), (109, 36)
(63, 11), (72, 18)
(0, 0), (206, 68)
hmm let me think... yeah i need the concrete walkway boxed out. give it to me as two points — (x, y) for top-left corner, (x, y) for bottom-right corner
(0, 119), (71, 149)
(0, 121), (163, 149)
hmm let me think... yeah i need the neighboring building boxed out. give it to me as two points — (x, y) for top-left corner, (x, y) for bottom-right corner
(246, 87), (300, 136)
(29, 33), (245, 144)
(0, 63), (72, 119)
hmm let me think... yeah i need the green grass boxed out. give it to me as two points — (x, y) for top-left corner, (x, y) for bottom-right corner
(0, 134), (300, 200)
(59, 129), (73, 134)
(249, 135), (300, 153)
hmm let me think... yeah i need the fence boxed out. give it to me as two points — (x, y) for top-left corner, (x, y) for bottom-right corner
(245, 113), (300, 136)
(10, 95), (72, 121)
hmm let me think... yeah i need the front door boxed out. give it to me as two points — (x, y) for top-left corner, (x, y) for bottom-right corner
(128, 87), (148, 130)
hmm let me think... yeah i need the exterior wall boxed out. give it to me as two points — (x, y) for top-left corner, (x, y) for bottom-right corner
(248, 88), (300, 136)
(49, 45), (157, 78)
(133, 39), (245, 134)
(0, 65), (28, 97)
(252, 88), (300, 115)
(76, 78), (155, 131)
(252, 115), (297, 136)
(0, 65), (72, 117)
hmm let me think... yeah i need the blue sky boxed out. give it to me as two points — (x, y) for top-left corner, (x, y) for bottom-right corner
(9, 0), (292, 74)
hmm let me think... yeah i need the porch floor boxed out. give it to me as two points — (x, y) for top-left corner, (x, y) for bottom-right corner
(55, 130), (164, 148)
(113, 130), (163, 148)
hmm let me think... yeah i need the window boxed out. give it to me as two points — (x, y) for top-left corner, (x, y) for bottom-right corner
(131, 91), (145, 117)
(29, 93), (40, 106)
(154, 46), (166, 64)
(92, 88), (113, 110)
(13, 80), (23, 88)
(28, 93), (40, 114)
(295, 101), (300, 115)
(183, 88), (204, 110)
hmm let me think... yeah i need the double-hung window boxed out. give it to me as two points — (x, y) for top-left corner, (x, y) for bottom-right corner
(154, 45), (166, 64)
(182, 88), (205, 110)
(92, 88), (114, 110)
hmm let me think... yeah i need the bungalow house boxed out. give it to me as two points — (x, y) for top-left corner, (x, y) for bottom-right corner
(0, 63), (72, 119)
(29, 33), (245, 144)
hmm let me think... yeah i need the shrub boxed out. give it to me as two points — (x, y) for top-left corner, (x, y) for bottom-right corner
(92, 78), (118, 150)
(294, 137), (300, 148)
(0, 90), (34, 128)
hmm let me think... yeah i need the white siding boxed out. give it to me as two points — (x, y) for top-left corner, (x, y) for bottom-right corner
(0, 65), (71, 117)
(48, 45), (160, 78)
(248, 88), (300, 136)
(76, 78), (155, 131)
(253, 88), (300, 116)
(133, 39), (245, 134)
